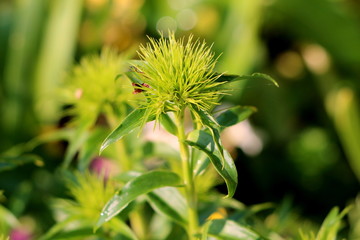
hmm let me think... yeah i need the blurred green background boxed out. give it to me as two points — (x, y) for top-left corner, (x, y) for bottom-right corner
(1, 0), (360, 238)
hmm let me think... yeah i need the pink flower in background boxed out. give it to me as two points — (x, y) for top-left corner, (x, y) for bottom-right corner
(9, 228), (32, 240)
(89, 157), (118, 180)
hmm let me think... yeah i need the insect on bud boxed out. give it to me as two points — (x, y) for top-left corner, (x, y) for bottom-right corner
(132, 82), (150, 94)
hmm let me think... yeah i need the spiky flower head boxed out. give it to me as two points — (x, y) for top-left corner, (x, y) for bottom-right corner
(62, 48), (134, 127)
(53, 172), (116, 222)
(133, 32), (225, 121)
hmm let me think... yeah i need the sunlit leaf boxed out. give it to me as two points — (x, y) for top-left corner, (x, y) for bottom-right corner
(216, 73), (279, 88)
(95, 170), (182, 229)
(190, 106), (225, 167)
(204, 219), (263, 240)
(192, 148), (210, 176)
(100, 108), (154, 153)
(193, 106), (256, 176)
(147, 187), (188, 226)
(186, 130), (237, 198)
(315, 206), (351, 240)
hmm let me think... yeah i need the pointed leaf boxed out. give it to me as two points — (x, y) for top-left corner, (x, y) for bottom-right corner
(193, 148), (210, 176)
(95, 170), (182, 229)
(147, 187), (188, 226)
(216, 73), (279, 88)
(107, 218), (139, 240)
(159, 113), (178, 135)
(315, 206), (351, 240)
(100, 108), (154, 153)
(193, 106), (256, 176)
(186, 130), (237, 198)
(112, 171), (187, 226)
(205, 219), (263, 240)
(190, 106), (225, 167)
(37, 217), (78, 240)
(49, 227), (95, 240)
(216, 106), (257, 129)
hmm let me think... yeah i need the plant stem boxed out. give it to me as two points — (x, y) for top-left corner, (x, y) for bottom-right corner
(176, 109), (199, 239)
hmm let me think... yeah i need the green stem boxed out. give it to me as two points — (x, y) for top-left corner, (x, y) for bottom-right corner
(176, 109), (199, 239)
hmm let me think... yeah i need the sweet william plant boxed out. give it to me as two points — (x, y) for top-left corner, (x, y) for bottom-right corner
(96, 32), (278, 239)
(0, 32), (350, 240)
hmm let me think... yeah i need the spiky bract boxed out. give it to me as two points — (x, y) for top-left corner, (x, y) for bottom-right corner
(63, 48), (133, 126)
(134, 33), (225, 122)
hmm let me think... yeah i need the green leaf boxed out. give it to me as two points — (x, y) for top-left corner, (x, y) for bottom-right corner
(192, 107), (226, 167)
(125, 70), (143, 85)
(159, 113), (178, 135)
(204, 219), (263, 240)
(186, 130), (237, 198)
(147, 187), (188, 226)
(95, 170), (182, 229)
(100, 108), (154, 153)
(216, 106), (257, 129)
(216, 73), (279, 88)
(38, 217), (78, 240)
(107, 218), (139, 240)
(193, 106), (256, 176)
(315, 206), (351, 240)
(149, 213), (172, 240)
(112, 172), (188, 226)
(48, 227), (95, 240)
(192, 148), (210, 176)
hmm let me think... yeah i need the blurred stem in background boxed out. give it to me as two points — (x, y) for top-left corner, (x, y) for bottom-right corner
(301, 43), (360, 182)
(34, 0), (83, 124)
(216, 0), (264, 99)
(217, 0), (263, 74)
(326, 85), (360, 182)
(1, 0), (45, 148)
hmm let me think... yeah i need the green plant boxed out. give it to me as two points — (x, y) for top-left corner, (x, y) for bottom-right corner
(95, 32), (277, 239)
(1, 31), (352, 240)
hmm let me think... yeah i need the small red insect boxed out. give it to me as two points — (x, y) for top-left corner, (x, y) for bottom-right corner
(132, 82), (150, 94)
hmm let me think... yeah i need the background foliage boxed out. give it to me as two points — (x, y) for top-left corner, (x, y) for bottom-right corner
(1, 0), (360, 239)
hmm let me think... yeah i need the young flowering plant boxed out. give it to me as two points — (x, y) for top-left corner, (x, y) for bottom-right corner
(96, 32), (278, 239)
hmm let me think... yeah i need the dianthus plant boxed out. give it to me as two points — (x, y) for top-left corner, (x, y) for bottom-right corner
(96, 32), (277, 239)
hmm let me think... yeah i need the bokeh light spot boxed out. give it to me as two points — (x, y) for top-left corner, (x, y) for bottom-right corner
(156, 16), (177, 34)
(176, 9), (197, 31)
